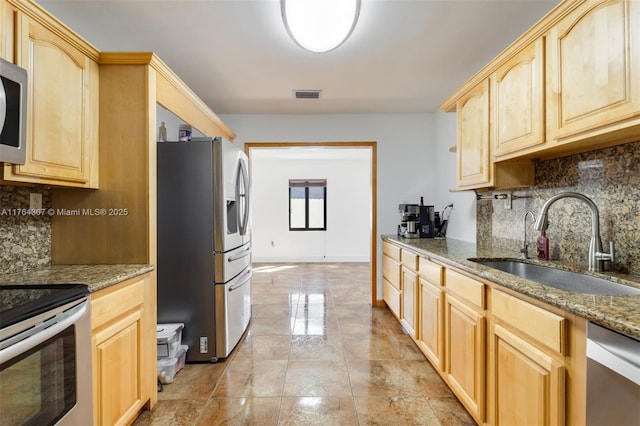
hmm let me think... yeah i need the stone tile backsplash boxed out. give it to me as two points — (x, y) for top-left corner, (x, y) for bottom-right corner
(0, 185), (52, 274)
(477, 140), (640, 276)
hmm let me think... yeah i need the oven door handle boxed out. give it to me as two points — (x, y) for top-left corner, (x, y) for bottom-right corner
(0, 300), (89, 364)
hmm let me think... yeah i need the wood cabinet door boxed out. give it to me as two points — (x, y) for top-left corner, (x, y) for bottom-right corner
(445, 293), (485, 423)
(383, 277), (401, 319)
(382, 254), (401, 291)
(492, 38), (545, 158)
(456, 79), (490, 188)
(0, 1), (15, 61)
(490, 322), (565, 426)
(401, 267), (417, 338)
(418, 277), (443, 370)
(94, 311), (143, 426)
(8, 13), (98, 187)
(546, 0), (640, 143)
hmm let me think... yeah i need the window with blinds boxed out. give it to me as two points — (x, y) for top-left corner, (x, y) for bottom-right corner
(289, 179), (327, 231)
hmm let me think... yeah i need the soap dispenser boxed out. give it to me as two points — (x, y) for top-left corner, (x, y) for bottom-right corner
(536, 231), (549, 260)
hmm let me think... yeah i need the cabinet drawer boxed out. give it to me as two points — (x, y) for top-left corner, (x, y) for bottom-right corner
(419, 257), (443, 285)
(401, 250), (418, 271)
(383, 241), (401, 261)
(382, 254), (401, 290)
(383, 278), (401, 318)
(445, 269), (485, 309)
(491, 289), (565, 355)
(91, 278), (145, 329)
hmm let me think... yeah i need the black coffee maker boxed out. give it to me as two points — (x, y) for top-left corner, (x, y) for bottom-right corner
(418, 197), (436, 238)
(398, 203), (420, 238)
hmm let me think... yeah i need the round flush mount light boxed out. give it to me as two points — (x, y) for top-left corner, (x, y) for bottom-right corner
(281, 0), (361, 53)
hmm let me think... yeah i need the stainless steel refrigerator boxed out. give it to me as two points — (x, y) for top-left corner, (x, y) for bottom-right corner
(157, 137), (251, 362)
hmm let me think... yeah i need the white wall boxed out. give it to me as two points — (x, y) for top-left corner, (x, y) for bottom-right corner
(218, 112), (475, 299)
(250, 149), (370, 262)
(433, 109), (477, 242)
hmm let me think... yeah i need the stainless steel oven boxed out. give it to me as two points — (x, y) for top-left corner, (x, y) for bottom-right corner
(0, 284), (93, 425)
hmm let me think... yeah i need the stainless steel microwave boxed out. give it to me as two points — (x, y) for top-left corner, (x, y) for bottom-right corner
(0, 57), (27, 165)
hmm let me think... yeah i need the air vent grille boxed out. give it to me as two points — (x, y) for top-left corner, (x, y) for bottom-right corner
(294, 90), (321, 99)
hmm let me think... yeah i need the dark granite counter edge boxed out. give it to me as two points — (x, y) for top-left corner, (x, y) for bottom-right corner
(0, 264), (155, 293)
(382, 235), (640, 341)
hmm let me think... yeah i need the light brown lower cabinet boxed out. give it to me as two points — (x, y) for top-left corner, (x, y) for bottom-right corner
(400, 266), (418, 338)
(382, 241), (402, 319)
(417, 275), (443, 370)
(489, 322), (565, 425)
(445, 292), (486, 423)
(90, 273), (156, 426)
(380, 240), (588, 425)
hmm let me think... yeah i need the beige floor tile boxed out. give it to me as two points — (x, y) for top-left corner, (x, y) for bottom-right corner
(291, 317), (340, 336)
(233, 334), (291, 361)
(278, 397), (359, 426)
(252, 303), (298, 319)
(348, 360), (450, 397)
(342, 334), (403, 360)
(136, 263), (473, 425)
(134, 399), (207, 426)
(354, 396), (441, 425)
(247, 316), (294, 336)
(158, 363), (226, 401)
(428, 396), (477, 425)
(283, 360), (352, 397)
(289, 335), (344, 360)
(196, 397), (281, 426)
(337, 314), (388, 336)
(213, 360), (288, 397)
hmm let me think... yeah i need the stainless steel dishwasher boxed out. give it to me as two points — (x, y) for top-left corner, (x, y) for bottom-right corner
(586, 322), (640, 425)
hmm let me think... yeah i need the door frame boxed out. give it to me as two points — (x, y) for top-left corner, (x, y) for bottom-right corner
(244, 142), (381, 307)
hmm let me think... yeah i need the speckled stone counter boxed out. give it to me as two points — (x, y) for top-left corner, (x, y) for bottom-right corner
(0, 264), (154, 292)
(382, 235), (640, 341)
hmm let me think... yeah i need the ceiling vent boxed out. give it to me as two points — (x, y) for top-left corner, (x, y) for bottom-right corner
(294, 90), (322, 99)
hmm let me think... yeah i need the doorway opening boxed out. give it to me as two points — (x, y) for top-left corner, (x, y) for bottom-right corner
(245, 142), (379, 306)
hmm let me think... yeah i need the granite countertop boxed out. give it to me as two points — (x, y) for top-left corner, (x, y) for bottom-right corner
(382, 235), (640, 341)
(0, 264), (155, 293)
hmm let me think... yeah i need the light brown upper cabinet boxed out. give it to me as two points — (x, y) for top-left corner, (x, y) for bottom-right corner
(546, 0), (640, 148)
(491, 38), (545, 159)
(454, 79), (535, 190)
(456, 80), (491, 188)
(442, 0), (640, 189)
(2, 2), (99, 188)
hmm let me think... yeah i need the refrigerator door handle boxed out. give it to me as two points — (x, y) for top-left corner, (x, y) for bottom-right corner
(228, 246), (252, 262)
(229, 269), (252, 292)
(237, 157), (250, 236)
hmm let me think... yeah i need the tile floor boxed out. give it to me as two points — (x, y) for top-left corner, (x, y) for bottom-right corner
(135, 263), (476, 425)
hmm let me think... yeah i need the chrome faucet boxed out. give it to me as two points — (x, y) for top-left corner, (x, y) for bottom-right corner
(521, 211), (535, 259)
(534, 192), (614, 272)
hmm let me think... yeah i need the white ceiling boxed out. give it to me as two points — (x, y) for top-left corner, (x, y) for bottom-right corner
(38, 0), (559, 115)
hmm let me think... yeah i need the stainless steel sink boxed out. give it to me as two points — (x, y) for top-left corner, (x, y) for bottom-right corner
(470, 259), (640, 296)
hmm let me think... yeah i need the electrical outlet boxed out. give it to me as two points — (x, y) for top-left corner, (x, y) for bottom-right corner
(30, 193), (42, 210)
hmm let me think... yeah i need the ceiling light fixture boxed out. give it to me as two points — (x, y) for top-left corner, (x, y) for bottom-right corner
(281, 0), (361, 53)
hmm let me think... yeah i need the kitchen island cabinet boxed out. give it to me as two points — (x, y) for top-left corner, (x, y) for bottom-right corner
(1, 0), (99, 188)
